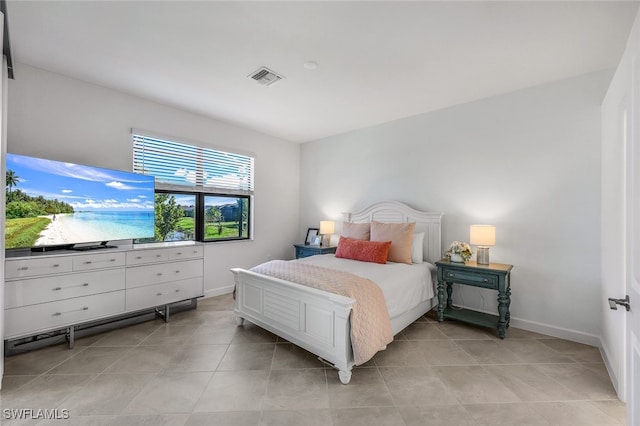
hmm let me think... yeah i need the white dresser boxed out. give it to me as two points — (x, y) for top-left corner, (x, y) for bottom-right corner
(124, 245), (204, 313)
(4, 242), (204, 348)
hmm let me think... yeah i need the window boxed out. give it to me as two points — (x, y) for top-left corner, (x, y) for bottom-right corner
(154, 192), (196, 242)
(204, 195), (249, 241)
(132, 132), (254, 242)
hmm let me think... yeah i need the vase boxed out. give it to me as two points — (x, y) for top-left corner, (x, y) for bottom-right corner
(450, 253), (464, 263)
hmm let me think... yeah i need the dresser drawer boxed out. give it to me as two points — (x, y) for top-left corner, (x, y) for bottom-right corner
(73, 252), (126, 271)
(125, 277), (203, 312)
(441, 268), (498, 290)
(126, 249), (168, 265)
(166, 245), (203, 261)
(5, 269), (126, 309)
(5, 291), (125, 339)
(5, 257), (73, 280)
(126, 259), (203, 289)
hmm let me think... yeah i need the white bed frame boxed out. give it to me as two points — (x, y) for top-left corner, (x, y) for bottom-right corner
(231, 201), (442, 384)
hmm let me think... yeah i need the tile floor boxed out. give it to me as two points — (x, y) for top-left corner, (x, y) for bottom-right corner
(0, 293), (626, 425)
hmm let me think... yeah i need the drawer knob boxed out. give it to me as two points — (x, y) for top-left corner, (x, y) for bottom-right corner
(156, 254), (162, 258)
(136, 256), (142, 260)
(176, 252), (182, 255)
(446, 272), (454, 277)
(175, 270), (181, 274)
(483, 278), (489, 283)
(157, 292), (163, 296)
(110, 258), (116, 262)
(157, 272), (163, 276)
(84, 261), (93, 265)
(53, 307), (88, 316)
(19, 266), (29, 271)
(175, 289), (180, 293)
(53, 264), (60, 267)
(53, 283), (89, 291)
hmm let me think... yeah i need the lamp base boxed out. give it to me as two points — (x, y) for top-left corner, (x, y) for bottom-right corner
(476, 246), (490, 265)
(321, 235), (331, 247)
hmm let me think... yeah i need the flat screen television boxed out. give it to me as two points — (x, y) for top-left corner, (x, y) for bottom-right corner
(5, 153), (155, 252)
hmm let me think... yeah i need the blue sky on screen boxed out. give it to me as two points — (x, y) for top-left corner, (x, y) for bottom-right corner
(6, 154), (155, 211)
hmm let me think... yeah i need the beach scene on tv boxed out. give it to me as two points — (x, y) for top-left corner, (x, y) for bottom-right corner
(5, 154), (155, 249)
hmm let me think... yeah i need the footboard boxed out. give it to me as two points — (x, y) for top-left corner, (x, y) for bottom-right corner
(230, 267), (356, 384)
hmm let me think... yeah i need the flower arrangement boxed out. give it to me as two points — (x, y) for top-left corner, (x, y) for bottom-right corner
(446, 241), (473, 262)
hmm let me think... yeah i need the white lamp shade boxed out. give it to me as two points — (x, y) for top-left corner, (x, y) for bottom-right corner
(319, 220), (335, 235)
(470, 225), (496, 246)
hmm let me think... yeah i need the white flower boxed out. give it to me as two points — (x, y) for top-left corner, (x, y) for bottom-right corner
(446, 241), (473, 261)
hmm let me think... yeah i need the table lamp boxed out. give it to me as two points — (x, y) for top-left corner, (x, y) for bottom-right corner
(470, 224), (496, 265)
(319, 220), (335, 247)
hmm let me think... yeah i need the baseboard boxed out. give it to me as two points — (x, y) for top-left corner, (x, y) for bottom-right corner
(203, 285), (234, 299)
(599, 337), (625, 401)
(433, 302), (602, 346)
(508, 316), (601, 347)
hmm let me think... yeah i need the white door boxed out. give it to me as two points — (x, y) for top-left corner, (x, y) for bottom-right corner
(625, 54), (640, 425)
(627, 133), (640, 424)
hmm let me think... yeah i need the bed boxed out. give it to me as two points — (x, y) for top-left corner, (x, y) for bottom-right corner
(230, 201), (443, 384)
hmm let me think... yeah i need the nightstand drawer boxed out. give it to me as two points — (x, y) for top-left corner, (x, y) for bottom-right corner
(442, 269), (498, 289)
(294, 244), (337, 259)
(297, 247), (319, 258)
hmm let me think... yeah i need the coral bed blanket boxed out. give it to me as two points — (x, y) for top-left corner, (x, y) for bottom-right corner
(250, 260), (393, 365)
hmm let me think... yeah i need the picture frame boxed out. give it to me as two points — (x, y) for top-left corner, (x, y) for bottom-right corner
(305, 228), (319, 245)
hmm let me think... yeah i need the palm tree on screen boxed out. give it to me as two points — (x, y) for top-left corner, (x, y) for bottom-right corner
(6, 170), (20, 201)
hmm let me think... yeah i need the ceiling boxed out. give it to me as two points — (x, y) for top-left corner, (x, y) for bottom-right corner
(6, 1), (639, 143)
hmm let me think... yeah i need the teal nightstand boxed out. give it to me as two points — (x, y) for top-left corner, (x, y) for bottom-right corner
(435, 259), (513, 338)
(294, 244), (337, 259)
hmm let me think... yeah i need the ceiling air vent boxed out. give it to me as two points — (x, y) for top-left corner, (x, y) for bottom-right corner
(248, 66), (284, 87)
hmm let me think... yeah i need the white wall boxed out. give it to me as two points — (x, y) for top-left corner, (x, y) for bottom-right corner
(301, 71), (611, 343)
(7, 63), (301, 297)
(600, 8), (640, 401)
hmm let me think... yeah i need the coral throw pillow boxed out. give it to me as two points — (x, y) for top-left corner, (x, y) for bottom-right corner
(341, 222), (371, 240)
(370, 221), (416, 264)
(335, 236), (391, 264)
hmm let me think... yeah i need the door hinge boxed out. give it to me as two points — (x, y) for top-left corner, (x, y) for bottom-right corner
(608, 295), (630, 312)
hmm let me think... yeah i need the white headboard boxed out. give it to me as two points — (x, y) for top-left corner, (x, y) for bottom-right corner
(342, 201), (443, 264)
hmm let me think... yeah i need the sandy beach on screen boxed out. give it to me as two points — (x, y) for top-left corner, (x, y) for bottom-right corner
(35, 214), (95, 246)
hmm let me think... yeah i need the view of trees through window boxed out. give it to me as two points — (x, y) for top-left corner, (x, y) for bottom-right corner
(154, 193), (196, 242)
(150, 192), (249, 243)
(204, 195), (248, 240)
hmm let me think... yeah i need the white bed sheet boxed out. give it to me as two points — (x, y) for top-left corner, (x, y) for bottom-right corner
(295, 254), (437, 319)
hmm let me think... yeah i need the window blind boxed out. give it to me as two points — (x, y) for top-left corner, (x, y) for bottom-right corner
(132, 133), (254, 195)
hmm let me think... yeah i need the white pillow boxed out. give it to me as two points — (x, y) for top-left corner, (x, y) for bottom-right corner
(411, 232), (424, 264)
